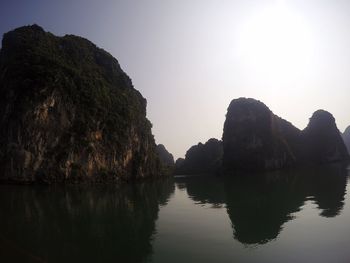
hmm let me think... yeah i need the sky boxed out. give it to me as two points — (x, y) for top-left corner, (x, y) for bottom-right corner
(1, 0), (350, 159)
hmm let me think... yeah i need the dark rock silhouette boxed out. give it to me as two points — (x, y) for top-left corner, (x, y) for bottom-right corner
(0, 25), (161, 183)
(175, 158), (185, 170)
(156, 144), (174, 175)
(342, 126), (350, 154)
(175, 138), (223, 175)
(156, 144), (174, 166)
(222, 98), (349, 172)
(222, 98), (302, 171)
(302, 110), (349, 164)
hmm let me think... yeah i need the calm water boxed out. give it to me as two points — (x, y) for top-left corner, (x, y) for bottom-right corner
(1, 164), (350, 263)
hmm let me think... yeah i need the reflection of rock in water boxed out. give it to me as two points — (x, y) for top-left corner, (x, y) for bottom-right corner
(177, 163), (348, 245)
(224, 173), (305, 244)
(178, 175), (225, 207)
(308, 164), (348, 217)
(0, 179), (174, 263)
(226, 164), (348, 245)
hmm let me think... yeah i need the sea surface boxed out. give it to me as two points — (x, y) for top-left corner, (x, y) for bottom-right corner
(1, 163), (350, 263)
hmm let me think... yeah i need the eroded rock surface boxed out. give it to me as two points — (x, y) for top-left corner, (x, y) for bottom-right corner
(0, 25), (160, 183)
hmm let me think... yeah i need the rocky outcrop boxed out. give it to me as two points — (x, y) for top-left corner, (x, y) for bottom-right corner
(0, 25), (161, 183)
(175, 138), (223, 175)
(342, 126), (350, 154)
(302, 110), (349, 164)
(222, 98), (302, 171)
(222, 98), (349, 172)
(156, 144), (174, 175)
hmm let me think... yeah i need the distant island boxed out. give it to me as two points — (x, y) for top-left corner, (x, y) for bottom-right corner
(156, 144), (175, 175)
(174, 138), (222, 175)
(0, 25), (349, 183)
(177, 98), (349, 174)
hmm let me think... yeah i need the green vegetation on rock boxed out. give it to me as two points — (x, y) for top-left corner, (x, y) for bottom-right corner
(0, 25), (161, 183)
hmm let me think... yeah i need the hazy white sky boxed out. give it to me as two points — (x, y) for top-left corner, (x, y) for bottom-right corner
(1, 0), (350, 159)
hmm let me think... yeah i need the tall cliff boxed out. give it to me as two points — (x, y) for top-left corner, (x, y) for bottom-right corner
(222, 98), (302, 171)
(222, 98), (349, 172)
(0, 25), (160, 183)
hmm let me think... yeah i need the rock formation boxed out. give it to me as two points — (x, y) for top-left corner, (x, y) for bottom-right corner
(222, 98), (349, 172)
(156, 144), (174, 166)
(0, 25), (161, 183)
(302, 110), (349, 164)
(222, 98), (302, 171)
(156, 144), (174, 175)
(175, 138), (223, 175)
(174, 158), (185, 172)
(342, 126), (350, 154)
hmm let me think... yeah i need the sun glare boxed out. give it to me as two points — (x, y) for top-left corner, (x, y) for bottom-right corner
(237, 3), (314, 81)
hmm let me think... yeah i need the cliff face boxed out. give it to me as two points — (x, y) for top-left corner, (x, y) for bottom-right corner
(342, 126), (350, 154)
(0, 25), (160, 183)
(175, 138), (223, 175)
(222, 98), (301, 171)
(222, 98), (349, 172)
(302, 110), (349, 164)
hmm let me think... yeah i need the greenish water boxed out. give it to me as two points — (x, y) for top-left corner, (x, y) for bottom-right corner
(1, 164), (350, 263)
